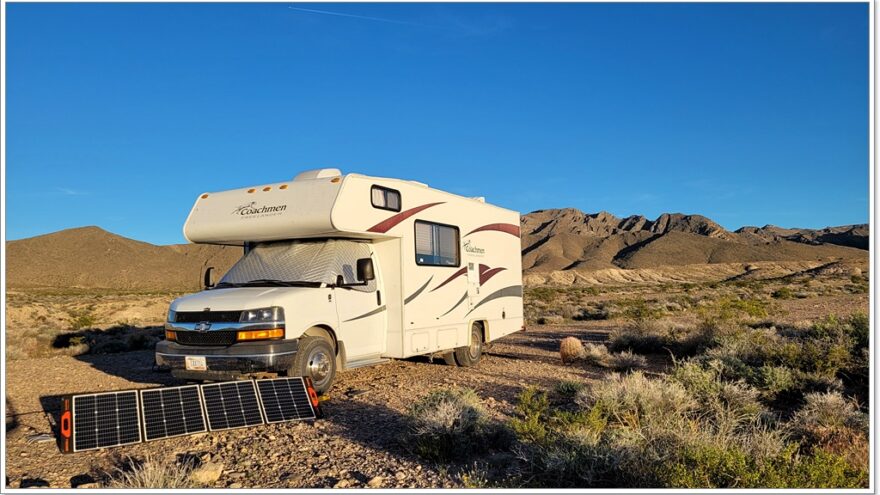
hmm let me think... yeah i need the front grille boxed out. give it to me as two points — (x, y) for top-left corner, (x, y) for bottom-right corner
(175, 311), (241, 323)
(175, 331), (238, 346)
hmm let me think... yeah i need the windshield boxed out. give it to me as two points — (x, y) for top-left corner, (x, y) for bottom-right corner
(217, 239), (376, 292)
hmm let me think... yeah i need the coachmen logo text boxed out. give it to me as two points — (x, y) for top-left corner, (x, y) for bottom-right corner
(232, 201), (288, 218)
(463, 240), (486, 256)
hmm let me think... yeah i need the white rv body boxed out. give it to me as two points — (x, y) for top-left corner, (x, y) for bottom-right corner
(157, 169), (524, 390)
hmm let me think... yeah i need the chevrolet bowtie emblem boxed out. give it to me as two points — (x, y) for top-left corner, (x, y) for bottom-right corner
(195, 322), (212, 332)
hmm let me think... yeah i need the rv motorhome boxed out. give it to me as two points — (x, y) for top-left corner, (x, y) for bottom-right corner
(156, 169), (524, 392)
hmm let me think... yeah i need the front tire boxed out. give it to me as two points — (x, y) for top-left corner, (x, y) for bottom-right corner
(454, 322), (483, 367)
(290, 337), (337, 393)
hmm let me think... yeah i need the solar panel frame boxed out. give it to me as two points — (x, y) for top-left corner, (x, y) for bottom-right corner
(199, 380), (265, 431)
(255, 377), (318, 424)
(139, 385), (208, 442)
(70, 390), (142, 452)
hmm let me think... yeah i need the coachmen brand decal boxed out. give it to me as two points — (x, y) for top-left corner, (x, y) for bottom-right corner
(232, 201), (288, 218)
(463, 240), (485, 256)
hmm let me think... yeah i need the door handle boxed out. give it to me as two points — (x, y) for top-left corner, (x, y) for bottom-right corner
(377, 290), (382, 306)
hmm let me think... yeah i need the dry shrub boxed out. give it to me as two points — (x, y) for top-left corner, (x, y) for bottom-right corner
(559, 337), (584, 364)
(578, 342), (648, 371)
(609, 320), (668, 353)
(791, 392), (868, 467)
(606, 350), (647, 371)
(575, 372), (697, 428)
(105, 456), (201, 489)
(609, 319), (715, 357)
(581, 343), (610, 367)
(407, 388), (508, 461)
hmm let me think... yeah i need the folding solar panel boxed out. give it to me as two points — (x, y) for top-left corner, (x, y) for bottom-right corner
(140, 385), (207, 442)
(200, 380), (264, 431)
(60, 391), (142, 453)
(255, 377), (321, 423)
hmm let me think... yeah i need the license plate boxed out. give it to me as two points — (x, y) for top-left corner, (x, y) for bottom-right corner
(185, 356), (207, 371)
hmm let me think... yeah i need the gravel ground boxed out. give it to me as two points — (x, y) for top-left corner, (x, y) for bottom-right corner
(4, 323), (612, 489)
(4, 293), (867, 489)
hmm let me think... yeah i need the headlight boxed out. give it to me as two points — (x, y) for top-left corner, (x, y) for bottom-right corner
(240, 306), (283, 323)
(167, 309), (177, 323)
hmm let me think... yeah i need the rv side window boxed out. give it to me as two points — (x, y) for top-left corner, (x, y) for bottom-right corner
(371, 185), (401, 212)
(414, 221), (460, 267)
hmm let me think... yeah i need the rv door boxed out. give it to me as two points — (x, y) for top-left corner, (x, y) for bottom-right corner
(466, 261), (480, 309)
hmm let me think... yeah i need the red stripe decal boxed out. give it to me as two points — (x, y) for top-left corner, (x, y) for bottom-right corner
(367, 202), (445, 233)
(465, 223), (521, 237)
(479, 267), (507, 285)
(430, 267), (467, 292)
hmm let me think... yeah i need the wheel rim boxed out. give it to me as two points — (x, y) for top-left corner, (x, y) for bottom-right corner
(468, 329), (481, 360)
(308, 350), (332, 384)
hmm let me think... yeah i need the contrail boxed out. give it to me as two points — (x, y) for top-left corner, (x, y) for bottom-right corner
(287, 6), (425, 27)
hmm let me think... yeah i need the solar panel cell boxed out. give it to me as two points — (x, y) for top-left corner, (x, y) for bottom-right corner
(200, 381), (264, 431)
(256, 377), (317, 423)
(71, 391), (141, 452)
(140, 385), (207, 441)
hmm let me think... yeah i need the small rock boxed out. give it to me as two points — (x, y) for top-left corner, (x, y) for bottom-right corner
(228, 482), (243, 489)
(367, 476), (384, 488)
(395, 472), (406, 481)
(333, 479), (352, 488)
(189, 462), (224, 485)
(228, 472), (245, 479)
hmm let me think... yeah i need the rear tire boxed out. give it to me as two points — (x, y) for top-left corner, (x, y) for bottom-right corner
(289, 337), (337, 394)
(454, 322), (483, 367)
(440, 352), (457, 366)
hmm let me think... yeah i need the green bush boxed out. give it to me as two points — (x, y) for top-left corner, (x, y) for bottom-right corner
(510, 387), (550, 443)
(67, 306), (98, 330)
(657, 443), (866, 488)
(699, 296), (769, 323)
(555, 380), (587, 399)
(756, 365), (796, 397)
(771, 287), (795, 300)
(616, 298), (664, 321)
(528, 287), (558, 304)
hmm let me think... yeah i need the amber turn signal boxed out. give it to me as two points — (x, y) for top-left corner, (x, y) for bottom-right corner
(236, 328), (284, 341)
(165, 330), (177, 341)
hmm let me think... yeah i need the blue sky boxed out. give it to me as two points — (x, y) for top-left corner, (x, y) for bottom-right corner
(6, 3), (869, 245)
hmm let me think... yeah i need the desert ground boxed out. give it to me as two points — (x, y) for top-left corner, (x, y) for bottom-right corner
(4, 258), (869, 489)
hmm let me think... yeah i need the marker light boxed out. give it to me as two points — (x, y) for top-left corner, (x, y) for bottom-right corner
(236, 329), (284, 341)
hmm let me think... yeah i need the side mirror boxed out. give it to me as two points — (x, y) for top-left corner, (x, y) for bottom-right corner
(204, 266), (215, 289)
(356, 258), (375, 282)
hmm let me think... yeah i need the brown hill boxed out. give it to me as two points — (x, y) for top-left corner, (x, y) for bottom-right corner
(5, 226), (240, 290)
(5, 212), (869, 290)
(522, 209), (867, 272)
(736, 224), (869, 250)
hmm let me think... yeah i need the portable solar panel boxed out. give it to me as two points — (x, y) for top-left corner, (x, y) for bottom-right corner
(60, 390), (142, 453)
(200, 380), (264, 431)
(255, 377), (320, 423)
(140, 385), (207, 442)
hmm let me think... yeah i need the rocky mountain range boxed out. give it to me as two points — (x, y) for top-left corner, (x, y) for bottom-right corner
(520, 208), (867, 272)
(4, 210), (869, 289)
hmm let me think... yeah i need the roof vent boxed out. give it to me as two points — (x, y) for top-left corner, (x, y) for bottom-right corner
(472, 196), (486, 203)
(293, 168), (342, 181)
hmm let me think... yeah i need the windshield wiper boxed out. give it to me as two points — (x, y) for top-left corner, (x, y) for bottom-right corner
(239, 279), (324, 288)
(212, 282), (243, 289)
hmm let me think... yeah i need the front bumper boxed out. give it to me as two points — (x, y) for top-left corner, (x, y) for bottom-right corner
(155, 338), (298, 381)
